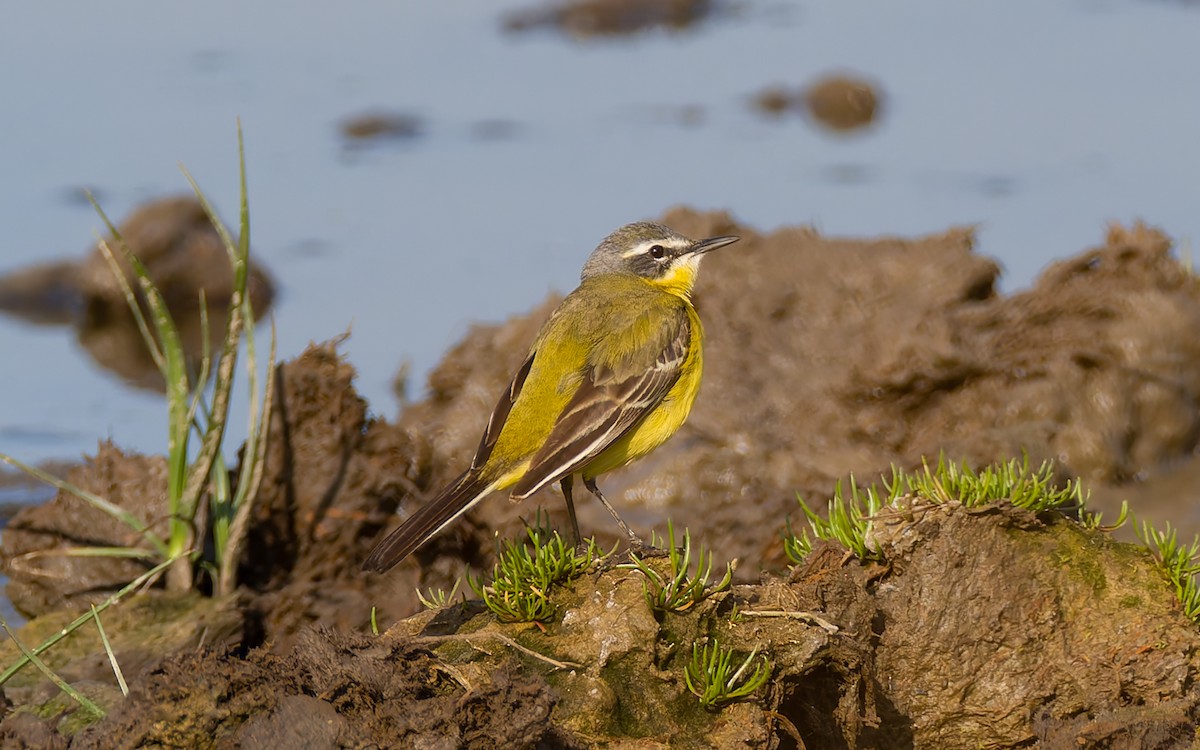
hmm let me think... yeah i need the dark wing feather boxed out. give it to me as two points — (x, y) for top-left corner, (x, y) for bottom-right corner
(362, 352), (536, 572)
(470, 352), (535, 472)
(361, 470), (493, 573)
(510, 314), (690, 499)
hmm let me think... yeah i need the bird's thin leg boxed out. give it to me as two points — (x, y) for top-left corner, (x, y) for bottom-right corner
(559, 476), (582, 546)
(583, 477), (643, 545)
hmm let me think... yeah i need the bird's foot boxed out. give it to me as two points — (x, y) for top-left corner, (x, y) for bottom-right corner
(628, 535), (668, 559)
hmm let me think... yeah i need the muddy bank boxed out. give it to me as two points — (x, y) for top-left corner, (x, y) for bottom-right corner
(6, 498), (1200, 748)
(3, 209), (1200, 746)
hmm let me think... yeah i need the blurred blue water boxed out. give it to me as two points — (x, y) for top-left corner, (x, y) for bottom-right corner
(1, 0), (1198, 469)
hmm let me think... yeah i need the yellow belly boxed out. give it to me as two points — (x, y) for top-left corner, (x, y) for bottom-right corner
(580, 309), (703, 480)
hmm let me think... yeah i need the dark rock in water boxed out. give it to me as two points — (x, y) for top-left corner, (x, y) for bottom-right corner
(0, 260), (81, 324)
(503, 0), (716, 37)
(803, 73), (883, 132)
(338, 111), (423, 143)
(76, 195), (274, 313)
(750, 72), (885, 133)
(750, 85), (793, 117)
(0, 195), (275, 391)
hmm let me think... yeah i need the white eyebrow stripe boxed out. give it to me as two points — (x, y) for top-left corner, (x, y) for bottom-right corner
(620, 238), (688, 259)
(621, 242), (654, 259)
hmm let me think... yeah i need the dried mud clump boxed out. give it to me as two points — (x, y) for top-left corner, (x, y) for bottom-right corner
(233, 340), (435, 639)
(856, 500), (1200, 747)
(0, 443), (171, 617)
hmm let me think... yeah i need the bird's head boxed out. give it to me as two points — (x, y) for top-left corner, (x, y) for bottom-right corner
(581, 222), (740, 297)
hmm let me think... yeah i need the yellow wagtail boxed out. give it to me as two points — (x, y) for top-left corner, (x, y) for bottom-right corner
(363, 222), (739, 573)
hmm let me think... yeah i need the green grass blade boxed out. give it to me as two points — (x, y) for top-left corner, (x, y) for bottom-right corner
(218, 319), (276, 596)
(92, 201), (193, 564)
(90, 605), (128, 697)
(0, 454), (166, 556)
(30, 546), (160, 560)
(0, 554), (182, 686)
(175, 146), (251, 566)
(85, 192), (165, 371)
(93, 238), (165, 372)
(0, 617), (104, 718)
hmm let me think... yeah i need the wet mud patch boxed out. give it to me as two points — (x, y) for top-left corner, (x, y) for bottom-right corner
(1, 445), (172, 617)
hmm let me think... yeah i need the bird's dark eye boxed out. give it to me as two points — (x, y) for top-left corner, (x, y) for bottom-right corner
(649, 244), (666, 259)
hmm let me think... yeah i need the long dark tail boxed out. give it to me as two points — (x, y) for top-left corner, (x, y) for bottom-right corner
(362, 471), (499, 573)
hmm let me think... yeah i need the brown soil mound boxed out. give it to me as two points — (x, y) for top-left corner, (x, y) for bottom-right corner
(1, 445), (171, 616)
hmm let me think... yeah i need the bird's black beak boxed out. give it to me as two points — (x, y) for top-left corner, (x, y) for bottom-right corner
(689, 235), (740, 255)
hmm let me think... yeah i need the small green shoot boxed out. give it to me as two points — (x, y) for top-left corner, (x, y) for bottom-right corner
(728, 603), (744, 624)
(468, 514), (602, 623)
(906, 455), (1085, 512)
(683, 639), (771, 710)
(1082, 499), (1130, 532)
(370, 607), (379, 636)
(417, 578), (464, 611)
(785, 475), (886, 565)
(784, 456), (1101, 564)
(1137, 520), (1200, 622)
(620, 522), (733, 613)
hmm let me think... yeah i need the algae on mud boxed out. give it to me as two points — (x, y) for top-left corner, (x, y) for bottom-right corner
(3, 210), (1200, 746)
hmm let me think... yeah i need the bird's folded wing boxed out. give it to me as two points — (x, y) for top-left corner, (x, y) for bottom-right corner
(470, 352), (535, 472)
(510, 313), (691, 499)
